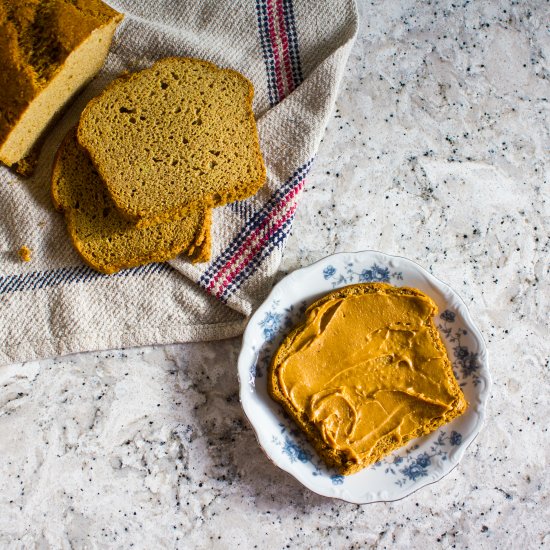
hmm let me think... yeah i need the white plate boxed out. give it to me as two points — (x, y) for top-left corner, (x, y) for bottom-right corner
(238, 250), (491, 504)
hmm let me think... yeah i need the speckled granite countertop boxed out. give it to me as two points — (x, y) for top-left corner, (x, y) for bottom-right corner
(1, 1), (548, 548)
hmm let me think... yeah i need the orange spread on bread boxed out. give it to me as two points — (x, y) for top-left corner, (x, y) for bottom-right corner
(269, 283), (467, 474)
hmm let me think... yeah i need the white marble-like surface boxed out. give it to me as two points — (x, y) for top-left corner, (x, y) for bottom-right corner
(1, 1), (549, 547)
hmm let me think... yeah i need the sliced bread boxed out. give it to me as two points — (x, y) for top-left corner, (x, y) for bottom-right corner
(269, 282), (467, 475)
(52, 128), (211, 274)
(0, 0), (123, 171)
(77, 57), (266, 227)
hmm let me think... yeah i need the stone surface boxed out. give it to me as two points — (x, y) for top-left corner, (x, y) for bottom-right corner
(1, 0), (548, 547)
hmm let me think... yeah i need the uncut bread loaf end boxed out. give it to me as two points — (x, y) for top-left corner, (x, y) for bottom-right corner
(51, 128), (212, 275)
(77, 57), (266, 227)
(0, 0), (123, 172)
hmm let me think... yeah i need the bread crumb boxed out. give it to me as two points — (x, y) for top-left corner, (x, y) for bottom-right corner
(18, 246), (32, 262)
(13, 150), (39, 177)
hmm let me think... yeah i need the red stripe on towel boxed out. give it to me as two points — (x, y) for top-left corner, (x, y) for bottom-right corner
(206, 181), (305, 296)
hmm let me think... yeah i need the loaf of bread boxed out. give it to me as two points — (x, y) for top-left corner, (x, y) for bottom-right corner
(0, 0), (123, 172)
(52, 128), (211, 274)
(77, 57), (266, 227)
(269, 283), (467, 475)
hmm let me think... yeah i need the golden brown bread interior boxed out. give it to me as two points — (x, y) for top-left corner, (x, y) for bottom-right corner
(0, 0), (123, 170)
(77, 57), (266, 227)
(269, 283), (467, 475)
(51, 128), (211, 275)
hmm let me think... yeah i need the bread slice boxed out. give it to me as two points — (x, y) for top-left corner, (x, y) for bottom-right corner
(269, 283), (467, 475)
(51, 128), (211, 275)
(0, 0), (123, 171)
(77, 57), (266, 227)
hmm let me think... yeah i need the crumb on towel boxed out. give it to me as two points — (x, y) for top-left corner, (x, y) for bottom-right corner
(18, 246), (32, 262)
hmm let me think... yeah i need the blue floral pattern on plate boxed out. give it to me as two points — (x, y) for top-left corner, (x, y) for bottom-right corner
(322, 262), (403, 287)
(438, 310), (481, 385)
(371, 430), (463, 486)
(238, 251), (490, 504)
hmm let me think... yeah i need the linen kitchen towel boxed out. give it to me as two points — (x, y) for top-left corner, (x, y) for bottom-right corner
(0, 0), (358, 365)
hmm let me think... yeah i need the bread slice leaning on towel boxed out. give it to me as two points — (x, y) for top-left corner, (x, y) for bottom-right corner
(51, 128), (212, 275)
(77, 57), (266, 227)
